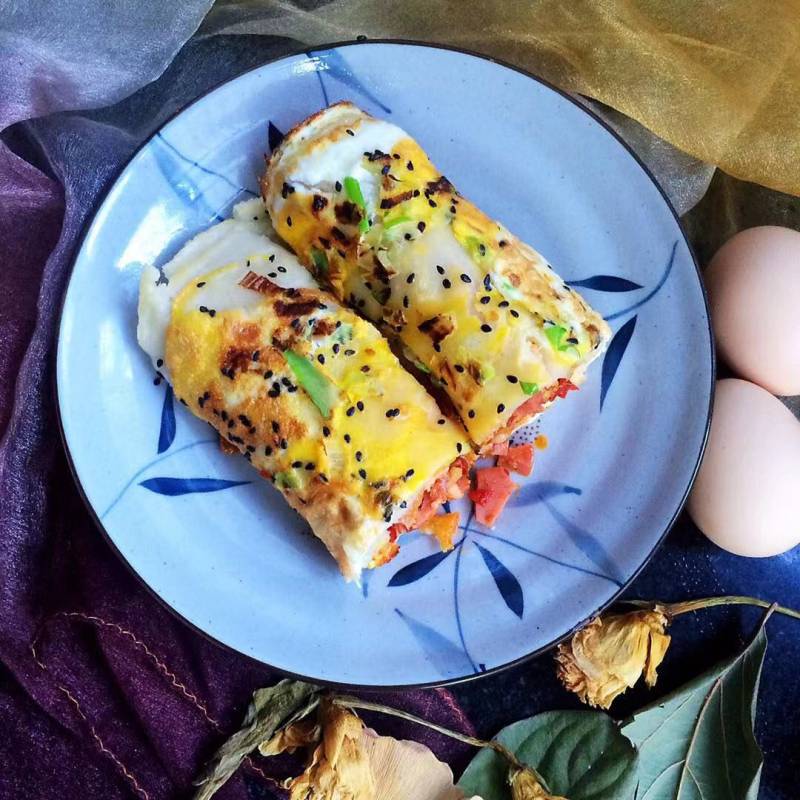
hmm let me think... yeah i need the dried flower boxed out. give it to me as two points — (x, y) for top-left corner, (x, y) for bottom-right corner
(555, 609), (671, 709)
(288, 700), (374, 799)
(508, 768), (567, 800)
(259, 716), (320, 757)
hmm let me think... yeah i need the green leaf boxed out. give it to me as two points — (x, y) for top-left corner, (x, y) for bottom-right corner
(193, 679), (320, 800)
(621, 615), (768, 800)
(284, 349), (337, 418)
(458, 710), (638, 800)
(520, 381), (539, 396)
(544, 324), (567, 351)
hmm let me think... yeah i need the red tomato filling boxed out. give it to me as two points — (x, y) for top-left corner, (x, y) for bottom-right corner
(498, 443), (535, 477)
(469, 466), (518, 527)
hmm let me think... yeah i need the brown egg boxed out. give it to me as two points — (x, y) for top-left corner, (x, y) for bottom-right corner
(688, 379), (800, 556)
(705, 226), (800, 396)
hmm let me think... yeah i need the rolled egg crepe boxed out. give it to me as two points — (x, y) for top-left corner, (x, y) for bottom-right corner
(262, 103), (612, 451)
(137, 199), (472, 581)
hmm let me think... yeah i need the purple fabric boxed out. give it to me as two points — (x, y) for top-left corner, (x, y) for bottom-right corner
(0, 28), (474, 800)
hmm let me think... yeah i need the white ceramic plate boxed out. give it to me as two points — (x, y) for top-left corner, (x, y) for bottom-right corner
(57, 41), (713, 687)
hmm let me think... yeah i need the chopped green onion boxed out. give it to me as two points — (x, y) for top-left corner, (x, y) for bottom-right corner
(465, 235), (490, 262)
(479, 363), (496, 382)
(283, 350), (337, 418)
(343, 176), (371, 234)
(310, 248), (328, 276)
(544, 324), (568, 351)
(274, 470), (299, 489)
(383, 214), (413, 230)
(520, 381), (539, 396)
(413, 360), (432, 374)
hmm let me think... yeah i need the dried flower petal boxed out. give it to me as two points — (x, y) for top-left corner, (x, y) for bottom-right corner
(555, 609), (671, 709)
(508, 767), (567, 800)
(259, 717), (320, 757)
(289, 701), (374, 799)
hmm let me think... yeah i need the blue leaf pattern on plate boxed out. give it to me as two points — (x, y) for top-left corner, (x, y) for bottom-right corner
(268, 122), (284, 152)
(542, 500), (625, 586)
(308, 48), (391, 113)
(474, 542), (524, 618)
(157, 385), (176, 454)
(600, 315), (637, 411)
(139, 477), (250, 496)
(395, 609), (477, 677)
(388, 548), (454, 586)
(509, 481), (582, 507)
(567, 275), (643, 292)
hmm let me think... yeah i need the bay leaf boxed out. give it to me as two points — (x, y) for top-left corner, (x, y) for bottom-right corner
(192, 679), (321, 800)
(458, 710), (638, 800)
(621, 618), (768, 799)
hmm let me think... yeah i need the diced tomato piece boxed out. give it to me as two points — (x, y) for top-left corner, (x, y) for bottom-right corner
(489, 441), (510, 456)
(420, 512), (460, 552)
(498, 443), (535, 477)
(554, 378), (578, 399)
(469, 466), (518, 527)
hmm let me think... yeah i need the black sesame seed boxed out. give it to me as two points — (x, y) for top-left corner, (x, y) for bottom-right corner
(499, 239), (508, 248)
(510, 309), (520, 318)
(287, 385), (297, 393)
(478, 244), (486, 256)
(221, 410), (228, 421)
(346, 129), (355, 136)
(246, 445), (256, 453)
(381, 164), (390, 175)
(355, 451), (363, 462)
(317, 354), (325, 365)
(344, 433), (351, 443)
(417, 221), (426, 233)
(468, 409), (476, 419)
(483, 274), (492, 290)
(286, 217), (292, 227)
(264, 370), (273, 379)
(272, 420), (280, 433)
(249, 427), (256, 435)
(269, 254), (276, 262)
(407, 273), (415, 284)
(453, 364), (464, 374)
(442, 278), (451, 289)
(480, 295), (491, 305)
(497, 403), (505, 413)
(481, 324), (492, 333)
(199, 305), (208, 313)
(404, 233), (412, 240)
(292, 460), (302, 468)
(436, 264), (445, 275)
(156, 358), (164, 368)
(433, 343), (441, 353)
(252, 350), (260, 361)
(507, 375), (519, 383)
(361, 365), (370, 372)
(239, 414), (252, 426)
(438, 418), (446, 425)
(405, 468), (415, 479)
(323, 426), (331, 437)
(268, 387), (280, 398)
(268, 272), (277, 278)
(460, 273), (472, 284)
(359, 468), (367, 479)
(305, 462), (314, 470)
(400, 500), (408, 508)
(499, 300), (510, 308)
(277, 266), (287, 273)
(195, 282), (206, 289)
(450, 204), (457, 214)
(406, 160), (414, 170)
(357, 400), (364, 412)
(456, 442), (463, 453)
(319, 474), (328, 482)
(281, 377), (292, 388)
(345, 349), (356, 356)
(265, 445), (273, 456)
(335, 180), (342, 192)
(428, 199), (437, 208)
(280, 438), (288, 449)
(333, 343), (341, 354)
(153, 376), (162, 386)
(346, 406), (355, 417)
(566, 336), (579, 344)
(209, 309), (216, 317)
(227, 419), (235, 429)
(403, 295), (409, 308)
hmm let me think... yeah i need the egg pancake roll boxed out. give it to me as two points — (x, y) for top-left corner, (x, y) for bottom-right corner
(137, 200), (472, 581)
(262, 103), (611, 451)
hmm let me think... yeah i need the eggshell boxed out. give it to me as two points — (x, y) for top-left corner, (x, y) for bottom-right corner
(705, 226), (800, 395)
(687, 379), (800, 557)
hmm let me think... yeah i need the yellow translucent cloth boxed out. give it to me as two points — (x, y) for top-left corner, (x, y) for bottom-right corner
(210, 0), (800, 197)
